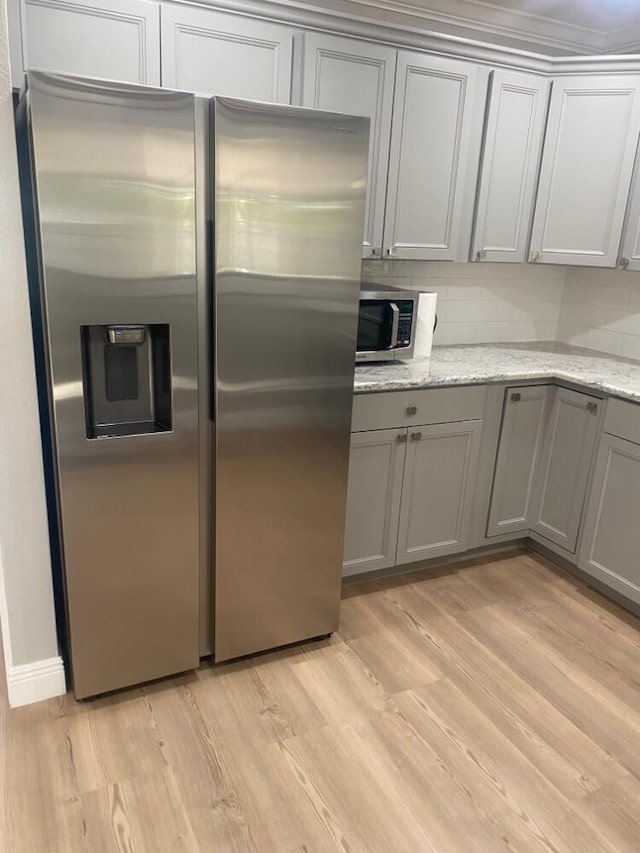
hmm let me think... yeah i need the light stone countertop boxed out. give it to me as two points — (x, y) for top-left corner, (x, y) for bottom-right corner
(354, 342), (640, 403)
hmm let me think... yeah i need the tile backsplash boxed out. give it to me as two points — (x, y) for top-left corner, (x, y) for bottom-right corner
(361, 260), (565, 345)
(361, 261), (640, 359)
(557, 267), (640, 360)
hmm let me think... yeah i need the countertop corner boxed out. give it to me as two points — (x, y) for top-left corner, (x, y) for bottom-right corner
(354, 342), (640, 403)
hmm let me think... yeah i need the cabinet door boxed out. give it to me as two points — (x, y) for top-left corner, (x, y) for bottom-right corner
(302, 33), (396, 260)
(530, 388), (601, 552)
(383, 51), (479, 261)
(396, 420), (482, 564)
(487, 385), (550, 537)
(529, 75), (640, 267)
(578, 434), (640, 606)
(161, 5), (293, 101)
(13, 0), (160, 86)
(343, 429), (406, 577)
(472, 70), (550, 263)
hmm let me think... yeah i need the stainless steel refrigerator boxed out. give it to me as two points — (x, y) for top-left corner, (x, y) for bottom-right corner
(17, 70), (368, 697)
(212, 98), (368, 661)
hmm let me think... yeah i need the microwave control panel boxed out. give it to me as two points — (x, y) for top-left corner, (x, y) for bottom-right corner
(396, 300), (415, 347)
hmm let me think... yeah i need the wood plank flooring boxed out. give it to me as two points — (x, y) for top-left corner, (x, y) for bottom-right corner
(2, 549), (640, 852)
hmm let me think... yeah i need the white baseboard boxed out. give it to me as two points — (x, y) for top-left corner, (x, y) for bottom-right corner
(7, 656), (66, 708)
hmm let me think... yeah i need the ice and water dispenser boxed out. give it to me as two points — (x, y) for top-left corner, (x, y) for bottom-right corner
(81, 324), (172, 438)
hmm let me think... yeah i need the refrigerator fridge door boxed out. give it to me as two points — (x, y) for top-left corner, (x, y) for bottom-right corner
(21, 71), (200, 698)
(212, 98), (369, 661)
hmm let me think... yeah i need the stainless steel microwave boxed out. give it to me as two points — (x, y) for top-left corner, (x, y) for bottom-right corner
(356, 284), (417, 362)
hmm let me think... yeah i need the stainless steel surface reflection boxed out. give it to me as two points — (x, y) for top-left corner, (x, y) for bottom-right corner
(213, 98), (369, 661)
(24, 72), (199, 698)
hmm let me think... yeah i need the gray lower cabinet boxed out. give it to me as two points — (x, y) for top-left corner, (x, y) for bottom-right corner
(487, 385), (550, 536)
(578, 433), (640, 606)
(396, 420), (483, 564)
(343, 417), (483, 575)
(343, 428), (406, 577)
(529, 386), (601, 553)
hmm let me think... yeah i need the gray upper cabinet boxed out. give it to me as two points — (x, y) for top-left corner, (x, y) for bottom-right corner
(301, 33), (396, 259)
(383, 51), (480, 261)
(472, 70), (550, 263)
(9, 0), (160, 87)
(396, 420), (482, 563)
(343, 428), (406, 577)
(529, 75), (640, 267)
(160, 4), (293, 101)
(487, 385), (550, 537)
(530, 387), (601, 553)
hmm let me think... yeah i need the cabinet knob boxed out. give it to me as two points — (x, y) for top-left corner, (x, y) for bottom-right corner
(510, 392), (522, 402)
(530, 250), (541, 262)
(386, 247), (397, 258)
(476, 250), (486, 261)
(396, 433), (408, 443)
(411, 431), (423, 441)
(586, 401), (598, 414)
(620, 256), (630, 269)
(406, 405), (417, 416)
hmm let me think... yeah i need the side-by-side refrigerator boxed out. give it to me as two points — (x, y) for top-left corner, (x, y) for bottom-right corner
(17, 70), (369, 698)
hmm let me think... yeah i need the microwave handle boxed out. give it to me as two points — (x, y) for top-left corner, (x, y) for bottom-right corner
(387, 303), (400, 349)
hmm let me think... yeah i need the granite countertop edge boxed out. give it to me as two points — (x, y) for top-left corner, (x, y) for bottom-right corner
(353, 343), (640, 405)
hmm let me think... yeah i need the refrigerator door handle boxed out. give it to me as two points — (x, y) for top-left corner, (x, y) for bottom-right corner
(207, 217), (215, 423)
(207, 218), (215, 289)
(387, 303), (400, 349)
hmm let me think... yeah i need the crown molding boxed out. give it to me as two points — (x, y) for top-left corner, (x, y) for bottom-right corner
(176, 0), (553, 70)
(342, 0), (605, 53)
(550, 54), (640, 74)
(179, 0), (603, 54)
(175, 0), (640, 73)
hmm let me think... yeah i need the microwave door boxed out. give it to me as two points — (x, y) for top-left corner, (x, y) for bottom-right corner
(358, 301), (398, 352)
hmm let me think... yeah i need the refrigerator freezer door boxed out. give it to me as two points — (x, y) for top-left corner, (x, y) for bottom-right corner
(213, 98), (369, 661)
(25, 72), (200, 698)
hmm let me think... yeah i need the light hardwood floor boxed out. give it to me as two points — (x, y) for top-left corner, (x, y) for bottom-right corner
(2, 549), (640, 852)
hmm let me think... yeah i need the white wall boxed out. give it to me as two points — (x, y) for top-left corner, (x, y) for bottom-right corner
(0, 2), (64, 706)
(362, 260), (566, 345)
(557, 266), (640, 359)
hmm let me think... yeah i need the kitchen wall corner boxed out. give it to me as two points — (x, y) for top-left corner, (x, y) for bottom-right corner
(557, 266), (640, 359)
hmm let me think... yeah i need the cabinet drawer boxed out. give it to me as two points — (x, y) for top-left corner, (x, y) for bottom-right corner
(603, 398), (640, 445)
(352, 386), (486, 432)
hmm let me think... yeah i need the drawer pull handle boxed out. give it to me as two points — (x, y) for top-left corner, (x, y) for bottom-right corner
(397, 433), (407, 443)
(586, 401), (598, 414)
(406, 405), (417, 416)
(511, 392), (522, 402)
(411, 431), (422, 441)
